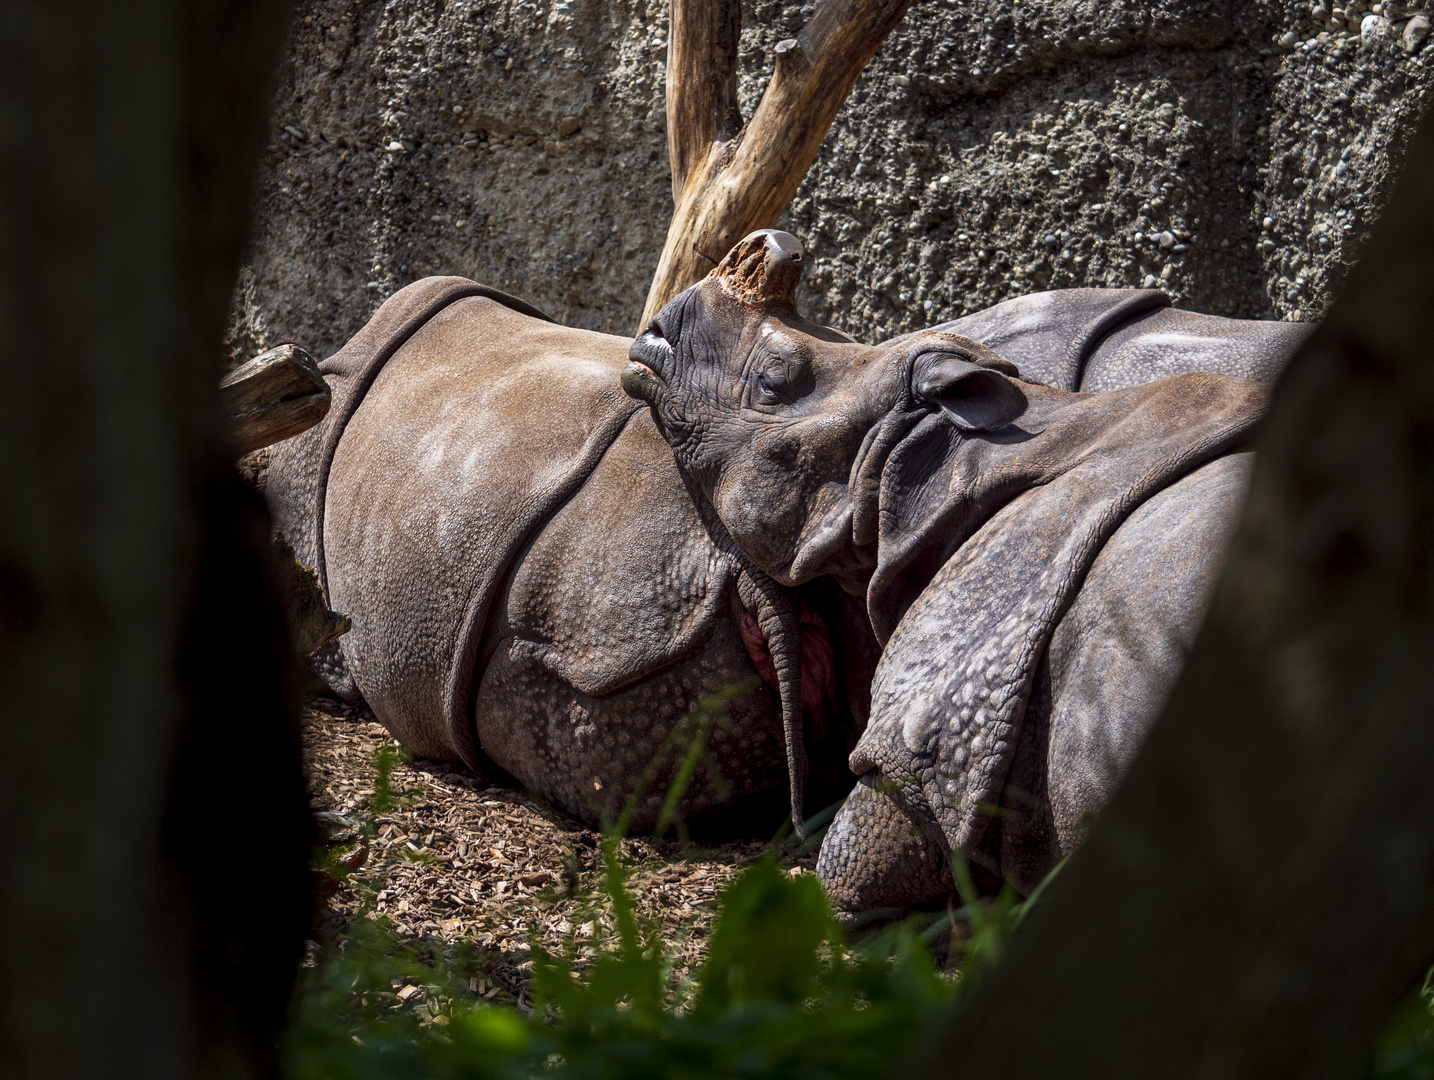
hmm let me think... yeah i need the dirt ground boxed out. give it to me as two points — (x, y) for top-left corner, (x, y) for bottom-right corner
(301, 692), (820, 1012)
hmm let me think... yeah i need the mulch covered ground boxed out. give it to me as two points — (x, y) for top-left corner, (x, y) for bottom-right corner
(301, 693), (820, 1013)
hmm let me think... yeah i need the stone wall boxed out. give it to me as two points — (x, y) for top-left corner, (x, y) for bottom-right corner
(229, 0), (1433, 362)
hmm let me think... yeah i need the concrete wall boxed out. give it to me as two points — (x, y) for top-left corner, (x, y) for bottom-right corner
(228, 0), (1433, 361)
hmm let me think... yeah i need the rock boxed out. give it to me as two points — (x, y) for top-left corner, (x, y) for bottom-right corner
(1159, 230), (1176, 248)
(314, 810), (359, 843)
(1404, 13), (1431, 50)
(1362, 13), (1392, 41)
(1280, 30), (1299, 47)
(1143, 274), (1160, 288)
(558, 115), (581, 136)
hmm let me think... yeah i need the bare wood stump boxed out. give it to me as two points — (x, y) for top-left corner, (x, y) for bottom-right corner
(220, 343), (330, 456)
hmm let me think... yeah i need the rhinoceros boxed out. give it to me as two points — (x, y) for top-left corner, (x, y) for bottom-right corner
(623, 230), (1309, 915)
(266, 277), (878, 832)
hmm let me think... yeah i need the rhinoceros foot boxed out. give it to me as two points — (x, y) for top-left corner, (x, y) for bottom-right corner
(816, 770), (954, 922)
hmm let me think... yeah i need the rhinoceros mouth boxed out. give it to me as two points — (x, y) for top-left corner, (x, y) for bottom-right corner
(620, 359), (663, 404)
(623, 330), (672, 404)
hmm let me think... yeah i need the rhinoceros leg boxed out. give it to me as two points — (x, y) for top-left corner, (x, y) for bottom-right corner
(1043, 451), (1253, 855)
(474, 627), (785, 828)
(815, 771), (954, 918)
(469, 410), (802, 831)
(825, 453), (1254, 907)
(995, 655), (1060, 891)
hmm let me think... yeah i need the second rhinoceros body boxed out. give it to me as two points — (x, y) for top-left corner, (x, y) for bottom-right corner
(268, 277), (874, 832)
(624, 230), (1309, 915)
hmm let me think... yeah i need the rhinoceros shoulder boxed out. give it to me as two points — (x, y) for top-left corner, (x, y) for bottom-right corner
(1079, 307), (1314, 391)
(896, 288), (1170, 390)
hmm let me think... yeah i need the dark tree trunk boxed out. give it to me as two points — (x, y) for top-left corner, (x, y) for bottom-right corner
(912, 108), (1434, 1078)
(0, 2), (306, 1078)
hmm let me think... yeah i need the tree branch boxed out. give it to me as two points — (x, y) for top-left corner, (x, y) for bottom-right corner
(642, 0), (916, 328)
(665, 0), (742, 205)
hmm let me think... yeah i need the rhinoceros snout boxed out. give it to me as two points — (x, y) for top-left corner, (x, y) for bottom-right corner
(623, 329), (672, 404)
(817, 771), (955, 919)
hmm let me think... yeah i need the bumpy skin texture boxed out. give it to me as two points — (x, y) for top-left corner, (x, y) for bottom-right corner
(918, 287), (1313, 392)
(624, 231), (1298, 915)
(268, 277), (869, 830)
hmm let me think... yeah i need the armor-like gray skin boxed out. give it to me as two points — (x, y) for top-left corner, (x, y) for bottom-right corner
(267, 277), (876, 832)
(624, 230), (1304, 916)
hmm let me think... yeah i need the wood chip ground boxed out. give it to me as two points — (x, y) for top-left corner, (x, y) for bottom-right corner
(302, 693), (821, 1016)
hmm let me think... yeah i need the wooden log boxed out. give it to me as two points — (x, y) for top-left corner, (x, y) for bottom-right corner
(640, 0), (917, 329)
(665, 0), (742, 207)
(219, 342), (330, 456)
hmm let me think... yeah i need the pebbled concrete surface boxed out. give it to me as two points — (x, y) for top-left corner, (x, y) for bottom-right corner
(228, 0), (1433, 362)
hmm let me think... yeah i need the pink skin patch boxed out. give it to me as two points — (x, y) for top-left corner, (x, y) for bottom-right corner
(738, 601), (836, 735)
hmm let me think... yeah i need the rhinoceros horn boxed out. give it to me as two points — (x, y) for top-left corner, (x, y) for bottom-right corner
(710, 229), (805, 310)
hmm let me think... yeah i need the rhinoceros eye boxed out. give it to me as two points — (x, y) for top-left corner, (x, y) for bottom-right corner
(754, 370), (782, 405)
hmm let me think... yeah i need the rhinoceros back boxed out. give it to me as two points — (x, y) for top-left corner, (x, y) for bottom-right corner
(926, 288), (1312, 390)
(267, 278), (555, 704)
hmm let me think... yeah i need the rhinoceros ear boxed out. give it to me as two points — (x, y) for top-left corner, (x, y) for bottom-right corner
(710, 229), (805, 310)
(915, 353), (1028, 431)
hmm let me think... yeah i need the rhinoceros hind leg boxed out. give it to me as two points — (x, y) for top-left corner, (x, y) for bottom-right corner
(311, 640), (363, 703)
(816, 771), (954, 920)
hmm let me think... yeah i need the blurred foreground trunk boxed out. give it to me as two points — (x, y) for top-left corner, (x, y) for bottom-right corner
(914, 110), (1434, 1077)
(0, 2), (305, 1078)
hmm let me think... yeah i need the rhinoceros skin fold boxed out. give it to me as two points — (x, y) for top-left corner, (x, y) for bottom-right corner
(268, 277), (874, 831)
(624, 230), (1302, 914)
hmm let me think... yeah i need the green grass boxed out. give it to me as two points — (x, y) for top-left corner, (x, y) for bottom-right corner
(284, 840), (998, 1080)
(287, 706), (1434, 1079)
(285, 708), (1037, 1080)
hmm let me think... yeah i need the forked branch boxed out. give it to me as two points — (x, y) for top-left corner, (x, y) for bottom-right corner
(641, 0), (917, 328)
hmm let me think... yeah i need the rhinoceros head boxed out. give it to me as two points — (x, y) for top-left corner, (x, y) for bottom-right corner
(623, 229), (1029, 593)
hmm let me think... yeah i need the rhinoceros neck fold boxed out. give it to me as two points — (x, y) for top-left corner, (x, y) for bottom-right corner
(852, 372), (1269, 856)
(675, 457), (811, 834)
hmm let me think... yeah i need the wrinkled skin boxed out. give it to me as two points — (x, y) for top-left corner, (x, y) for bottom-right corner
(625, 230), (1292, 915)
(267, 277), (876, 832)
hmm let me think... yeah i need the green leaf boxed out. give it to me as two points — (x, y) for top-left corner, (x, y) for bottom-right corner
(693, 860), (839, 1020)
(449, 1005), (532, 1056)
